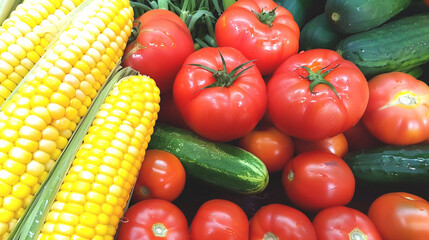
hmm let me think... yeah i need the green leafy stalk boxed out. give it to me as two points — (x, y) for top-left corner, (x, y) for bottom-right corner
(158, 0), (169, 9)
(129, 0), (227, 49)
(0, 0), (23, 25)
(221, 0), (235, 10)
(8, 67), (138, 240)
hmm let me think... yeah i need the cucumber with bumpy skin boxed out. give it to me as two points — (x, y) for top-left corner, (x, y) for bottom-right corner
(336, 13), (429, 76)
(148, 123), (269, 194)
(344, 143), (429, 185)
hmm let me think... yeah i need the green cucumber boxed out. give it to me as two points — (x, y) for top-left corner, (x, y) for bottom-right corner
(275, 0), (324, 28)
(147, 123), (269, 194)
(344, 143), (429, 185)
(400, 65), (424, 79)
(299, 13), (344, 51)
(336, 13), (429, 76)
(325, 0), (411, 34)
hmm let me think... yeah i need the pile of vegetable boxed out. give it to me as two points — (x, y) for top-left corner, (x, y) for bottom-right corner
(0, 0), (428, 239)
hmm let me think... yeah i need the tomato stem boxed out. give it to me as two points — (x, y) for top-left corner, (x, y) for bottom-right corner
(189, 49), (256, 90)
(301, 64), (340, 98)
(253, 5), (280, 27)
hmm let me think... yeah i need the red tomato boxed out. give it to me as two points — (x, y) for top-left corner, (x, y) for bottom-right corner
(282, 151), (355, 212)
(116, 199), (190, 240)
(267, 49), (369, 141)
(122, 9), (194, 93)
(190, 199), (249, 240)
(131, 149), (186, 202)
(173, 47), (267, 142)
(249, 203), (317, 240)
(293, 133), (348, 158)
(343, 119), (382, 152)
(362, 72), (429, 145)
(425, 0), (429, 7)
(215, 0), (300, 76)
(313, 206), (382, 240)
(368, 192), (429, 240)
(135, 9), (189, 31)
(238, 124), (294, 173)
(157, 91), (188, 129)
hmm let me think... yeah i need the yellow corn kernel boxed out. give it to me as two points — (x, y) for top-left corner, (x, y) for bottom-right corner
(0, 0), (85, 104)
(39, 74), (160, 239)
(0, 0), (133, 238)
(11, 182), (31, 199)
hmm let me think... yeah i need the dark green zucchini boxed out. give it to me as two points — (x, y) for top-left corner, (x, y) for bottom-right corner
(299, 13), (344, 51)
(344, 143), (429, 185)
(336, 13), (429, 76)
(148, 123), (269, 194)
(325, 0), (411, 34)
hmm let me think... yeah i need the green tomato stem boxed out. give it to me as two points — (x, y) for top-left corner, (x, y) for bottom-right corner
(301, 65), (340, 98)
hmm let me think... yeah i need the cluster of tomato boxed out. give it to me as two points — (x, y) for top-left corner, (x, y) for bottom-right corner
(116, 0), (429, 239)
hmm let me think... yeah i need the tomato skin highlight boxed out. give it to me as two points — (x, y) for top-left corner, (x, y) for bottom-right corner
(131, 149), (186, 202)
(267, 49), (369, 141)
(249, 203), (317, 240)
(368, 192), (429, 240)
(116, 199), (190, 240)
(190, 199), (249, 240)
(122, 9), (194, 93)
(282, 151), (355, 212)
(362, 72), (429, 145)
(238, 124), (294, 173)
(215, 0), (300, 76)
(312, 206), (382, 240)
(173, 47), (267, 142)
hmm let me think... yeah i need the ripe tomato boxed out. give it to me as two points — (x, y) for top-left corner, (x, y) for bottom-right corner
(190, 199), (249, 240)
(293, 133), (348, 158)
(368, 192), (429, 240)
(343, 119), (382, 152)
(131, 149), (186, 202)
(312, 206), (382, 240)
(173, 47), (267, 142)
(238, 124), (294, 173)
(362, 72), (429, 145)
(135, 9), (189, 30)
(157, 91), (188, 129)
(249, 203), (317, 240)
(282, 151), (355, 212)
(267, 49), (369, 141)
(122, 9), (194, 93)
(215, 0), (300, 76)
(116, 199), (190, 240)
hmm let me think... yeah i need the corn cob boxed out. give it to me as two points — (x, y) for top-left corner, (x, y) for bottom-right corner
(38, 74), (160, 240)
(0, 0), (133, 238)
(0, 0), (87, 105)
